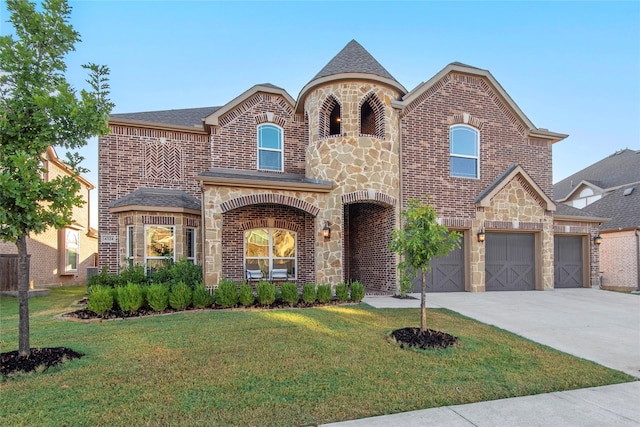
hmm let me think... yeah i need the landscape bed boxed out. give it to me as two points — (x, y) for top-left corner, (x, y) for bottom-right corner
(0, 286), (634, 426)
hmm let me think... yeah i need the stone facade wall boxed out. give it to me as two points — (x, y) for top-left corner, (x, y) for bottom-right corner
(600, 230), (638, 288)
(98, 125), (209, 272)
(221, 204), (315, 284)
(304, 82), (402, 287)
(212, 92), (307, 174)
(400, 72), (553, 218)
(476, 177), (553, 290)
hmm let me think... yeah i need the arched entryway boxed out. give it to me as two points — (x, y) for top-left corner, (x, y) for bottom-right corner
(343, 201), (396, 293)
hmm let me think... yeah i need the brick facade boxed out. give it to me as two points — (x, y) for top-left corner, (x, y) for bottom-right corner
(98, 41), (579, 293)
(599, 230), (638, 288)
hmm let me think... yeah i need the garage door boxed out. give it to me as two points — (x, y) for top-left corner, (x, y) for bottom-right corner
(554, 236), (583, 288)
(486, 233), (535, 291)
(412, 239), (465, 292)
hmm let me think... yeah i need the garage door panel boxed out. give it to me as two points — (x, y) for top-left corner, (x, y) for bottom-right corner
(412, 238), (465, 292)
(486, 233), (535, 291)
(554, 236), (583, 288)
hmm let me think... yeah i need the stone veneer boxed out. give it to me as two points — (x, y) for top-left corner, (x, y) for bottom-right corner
(303, 82), (402, 287)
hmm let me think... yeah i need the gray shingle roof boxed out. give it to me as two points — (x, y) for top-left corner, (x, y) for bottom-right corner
(198, 168), (333, 187)
(311, 39), (398, 82)
(553, 149), (640, 200)
(111, 106), (221, 128)
(109, 188), (201, 211)
(582, 184), (640, 231)
(554, 203), (607, 220)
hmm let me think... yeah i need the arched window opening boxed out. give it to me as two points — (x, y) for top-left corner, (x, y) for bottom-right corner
(360, 101), (375, 135)
(320, 95), (341, 138)
(359, 92), (385, 139)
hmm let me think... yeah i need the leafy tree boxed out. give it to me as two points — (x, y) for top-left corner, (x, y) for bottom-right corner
(389, 198), (461, 332)
(0, 0), (113, 356)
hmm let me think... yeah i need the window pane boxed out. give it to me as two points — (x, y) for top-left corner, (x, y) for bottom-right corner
(273, 229), (296, 257)
(127, 226), (134, 259)
(66, 230), (79, 271)
(245, 229), (269, 257)
(258, 150), (281, 171)
(258, 125), (282, 149)
(272, 259), (295, 278)
(186, 228), (195, 259)
(146, 226), (174, 257)
(451, 157), (477, 178)
(450, 127), (478, 156)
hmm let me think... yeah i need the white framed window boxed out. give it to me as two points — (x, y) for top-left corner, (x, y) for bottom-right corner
(571, 188), (602, 209)
(244, 228), (296, 280)
(450, 125), (479, 178)
(144, 225), (175, 270)
(126, 225), (134, 267)
(186, 227), (196, 263)
(64, 229), (79, 273)
(257, 124), (283, 171)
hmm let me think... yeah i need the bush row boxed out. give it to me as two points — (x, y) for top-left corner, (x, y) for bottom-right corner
(87, 259), (203, 289)
(87, 280), (365, 315)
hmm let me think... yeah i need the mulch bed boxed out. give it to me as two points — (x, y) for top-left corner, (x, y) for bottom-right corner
(390, 327), (458, 350)
(1, 347), (84, 377)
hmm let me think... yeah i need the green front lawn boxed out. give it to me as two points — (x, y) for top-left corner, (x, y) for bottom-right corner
(0, 286), (633, 426)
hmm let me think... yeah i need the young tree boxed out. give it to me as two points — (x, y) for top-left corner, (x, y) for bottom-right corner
(389, 198), (461, 332)
(0, 0), (113, 356)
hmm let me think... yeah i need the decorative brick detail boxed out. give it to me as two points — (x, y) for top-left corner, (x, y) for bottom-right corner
(359, 91), (385, 139)
(515, 175), (547, 210)
(144, 141), (183, 181)
(485, 220), (543, 230)
(185, 218), (200, 228)
(403, 74), (451, 117)
(319, 94), (341, 139)
(218, 93), (264, 127)
(124, 216), (134, 226)
(342, 190), (396, 207)
(450, 112), (484, 129)
(109, 125), (209, 142)
(254, 112), (288, 128)
(441, 217), (473, 228)
(142, 215), (175, 225)
(239, 219), (302, 233)
(219, 194), (320, 216)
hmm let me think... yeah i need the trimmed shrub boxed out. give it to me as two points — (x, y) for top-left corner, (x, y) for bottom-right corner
(146, 283), (169, 312)
(238, 284), (255, 306)
(317, 284), (332, 303)
(215, 279), (239, 308)
(399, 273), (413, 298)
(119, 264), (148, 286)
(116, 282), (144, 313)
(169, 281), (192, 311)
(302, 284), (316, 304)
(192, 283), (214, 309)
(87, 266), (118, 287)
(335, 282), (349, 302)
(256, 281), (276, 305)
(280, 282), (299, 306)
(350, 281), (365, 302)
(168, 258), (203, 288)
(87, 285), (114, 316)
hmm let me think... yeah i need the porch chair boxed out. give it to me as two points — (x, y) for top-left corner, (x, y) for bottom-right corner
(270, 268), (288, 281)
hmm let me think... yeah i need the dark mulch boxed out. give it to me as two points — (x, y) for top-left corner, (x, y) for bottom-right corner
(390, 327), (458, 350)
(1, 347), (84, 377)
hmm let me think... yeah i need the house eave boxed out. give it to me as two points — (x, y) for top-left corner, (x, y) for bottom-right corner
(108, 118), (208, 134)
(196, 175), (334, 193)
(553, 214), (610, 223)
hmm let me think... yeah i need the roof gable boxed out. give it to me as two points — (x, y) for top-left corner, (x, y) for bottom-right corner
(204, 84), (295, 128)
(475, 163), (556, 211)
(554, 149), (640, 200)
(582, 183), (640, 231)
(396, 63), (567, 143)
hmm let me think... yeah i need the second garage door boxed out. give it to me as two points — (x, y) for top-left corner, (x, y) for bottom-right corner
(486, 233), (535, 291)
(554, 236), (584, 288)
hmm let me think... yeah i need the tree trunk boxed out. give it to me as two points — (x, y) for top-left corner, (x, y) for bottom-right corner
(16, 233), (30, 357)
(420, 269), (427, 332)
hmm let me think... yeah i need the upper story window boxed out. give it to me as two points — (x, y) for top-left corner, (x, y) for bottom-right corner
(571, 187), (602, 209)
(319, 95), (341, 138)
(360, 93), (385, 139)
(257, 124), (283, 171)
(450, 125), (479, 179)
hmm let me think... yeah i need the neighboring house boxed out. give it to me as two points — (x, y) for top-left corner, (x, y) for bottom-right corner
(554, 149), (640, 289)
(99, 40), (602, 293)
(0, 146), (98, 287)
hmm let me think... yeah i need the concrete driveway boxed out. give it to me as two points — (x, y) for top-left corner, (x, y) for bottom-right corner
(366, 287), (640, 378)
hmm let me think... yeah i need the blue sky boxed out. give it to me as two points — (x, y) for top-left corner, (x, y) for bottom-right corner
(1, 1), (639, 227)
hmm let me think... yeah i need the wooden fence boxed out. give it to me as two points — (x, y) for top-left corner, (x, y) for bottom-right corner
(0, 254), (30, 291)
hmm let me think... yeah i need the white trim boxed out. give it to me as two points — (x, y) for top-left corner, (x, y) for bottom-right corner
(257, 124), (284, 172)
(450, 124), (480, 179)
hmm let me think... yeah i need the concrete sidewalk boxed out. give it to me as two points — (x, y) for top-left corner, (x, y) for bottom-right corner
(321, 288), (640, 426)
